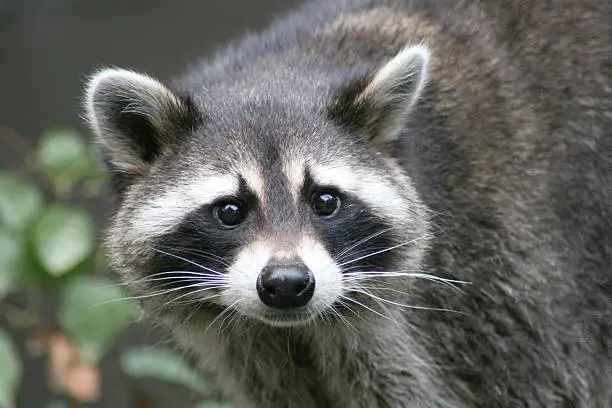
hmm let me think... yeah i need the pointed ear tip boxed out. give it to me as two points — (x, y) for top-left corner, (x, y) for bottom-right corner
(83, 68), (167, 116)
(81, 68), (137, 133)
(83, 68), (126, 111)
(84, 68), (141, 98)
(398, 44), (431, 65)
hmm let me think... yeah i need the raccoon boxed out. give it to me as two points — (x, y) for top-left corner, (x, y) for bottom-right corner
(82, 0), (612, 407)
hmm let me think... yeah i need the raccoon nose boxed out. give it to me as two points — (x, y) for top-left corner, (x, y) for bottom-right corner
(256, 264), (315, 309)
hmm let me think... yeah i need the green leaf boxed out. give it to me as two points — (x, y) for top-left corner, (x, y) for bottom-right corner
(0, 172), (43, 233)
(58, 276), (136, 364)
(0, 231), (24, 298)
(121, 347), (210, 395)
(0, 329), (23, 408)
(32, 205), (94, 276)
(37, 128), (93, 194)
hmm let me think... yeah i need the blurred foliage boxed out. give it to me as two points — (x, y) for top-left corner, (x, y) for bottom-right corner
(0, 127), (228, 408)
(121, 348), (211, 396)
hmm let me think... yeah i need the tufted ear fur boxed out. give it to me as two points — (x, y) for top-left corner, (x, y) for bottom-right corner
(328, 44), (430, 146)
(83, 68), (202, 177)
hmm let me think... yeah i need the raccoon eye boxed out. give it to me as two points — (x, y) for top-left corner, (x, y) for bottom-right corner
(214, 201), (246, 227)
(312, 191), (340, 217)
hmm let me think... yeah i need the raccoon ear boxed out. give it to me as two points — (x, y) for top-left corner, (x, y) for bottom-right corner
(84, 68), (202, 175)
(328, 45), (429, 146)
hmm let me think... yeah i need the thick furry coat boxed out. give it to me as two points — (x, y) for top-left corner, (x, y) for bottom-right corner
(84, 0), (611, 407)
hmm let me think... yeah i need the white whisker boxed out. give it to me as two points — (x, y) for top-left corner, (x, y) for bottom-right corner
(92, 281), (227, 307)
(145, 275), (228, 286)
(329, 302), (356, 333)
(204, 299), (243, 337)
(338, 235), (430, 267)
(216, 300), (245, 337)
(349, 288), (466, 315)
(339, 294), (391, 321)
(334, 228), (394, 262)
(110, 271), (225, 289)
(342, 271), (469, 291)
(171, 294), (222, 306)
(151, 247), (225, 275)
(157, 245), (233, 267)
(150, 286), (225, 315)
(146, 270), (227, 279)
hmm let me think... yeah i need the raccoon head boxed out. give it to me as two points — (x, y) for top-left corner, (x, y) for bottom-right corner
(84, 45), (432, 328)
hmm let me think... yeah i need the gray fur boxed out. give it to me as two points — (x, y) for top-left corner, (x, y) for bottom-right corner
(83, 0), (612, 407)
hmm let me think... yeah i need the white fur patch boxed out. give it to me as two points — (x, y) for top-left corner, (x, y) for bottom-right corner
(282, 155), (306, 202)
(127, 173), (239, 241)
(309, 162), (410, 223)
(236, 163), (267, 204)
(297, 235), (343, 313)
(222, 240), (272, 311)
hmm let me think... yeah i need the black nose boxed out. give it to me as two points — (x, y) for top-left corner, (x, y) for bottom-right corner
(256, 264), (315, 309)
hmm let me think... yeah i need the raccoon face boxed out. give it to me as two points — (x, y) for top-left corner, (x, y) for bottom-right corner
(84, 45), (432, 328)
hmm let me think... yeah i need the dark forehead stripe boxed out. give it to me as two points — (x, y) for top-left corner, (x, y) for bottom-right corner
(302, 167), (315, 193)
(237, 174), (259, 207)
(301, 166), (334, 196)
(254, 141), (304, 233)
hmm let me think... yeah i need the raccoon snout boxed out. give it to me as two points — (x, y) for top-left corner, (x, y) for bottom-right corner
(256, 264), (315, 309)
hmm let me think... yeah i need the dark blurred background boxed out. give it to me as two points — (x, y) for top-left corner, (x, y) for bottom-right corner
(0, 1), (302, 407)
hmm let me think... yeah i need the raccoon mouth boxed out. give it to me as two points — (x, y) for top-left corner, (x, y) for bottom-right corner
(256, 309), (318, 327)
